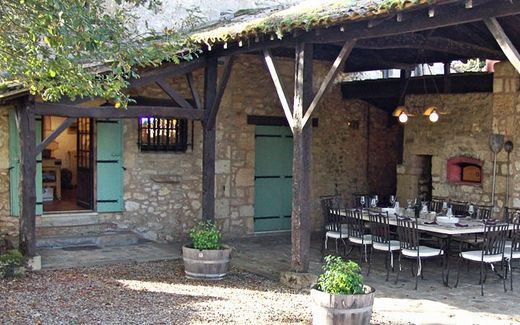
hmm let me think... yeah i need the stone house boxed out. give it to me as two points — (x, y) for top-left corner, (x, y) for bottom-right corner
(1, 0), (520, 272)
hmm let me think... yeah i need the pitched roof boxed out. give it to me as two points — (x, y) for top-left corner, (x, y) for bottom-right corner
(189, 0), (434, 46)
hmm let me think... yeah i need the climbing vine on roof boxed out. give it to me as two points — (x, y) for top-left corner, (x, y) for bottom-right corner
(0, 0), (196, 106)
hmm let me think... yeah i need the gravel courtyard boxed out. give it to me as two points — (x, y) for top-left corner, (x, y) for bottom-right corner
(1, 261), (312, 324)
(2, 258), (520, 324)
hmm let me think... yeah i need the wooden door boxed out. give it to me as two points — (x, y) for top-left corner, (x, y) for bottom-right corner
(76, 118), (94, 209)
(254, 126), (293, 232)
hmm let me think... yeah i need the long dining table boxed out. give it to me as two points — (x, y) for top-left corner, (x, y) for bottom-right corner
(339, 209), (511, 286)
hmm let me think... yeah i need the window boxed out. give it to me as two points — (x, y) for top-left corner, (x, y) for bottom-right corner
(138, 117), (188, 152)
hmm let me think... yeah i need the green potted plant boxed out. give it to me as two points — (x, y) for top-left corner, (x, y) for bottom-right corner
(0, 249), (26, 278)
(311, 255), (375, 325)
(182, 221), (231, 280)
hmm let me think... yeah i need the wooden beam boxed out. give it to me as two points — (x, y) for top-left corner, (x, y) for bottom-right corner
(131, 60), (206, 87)
(33, 103), (205, 120)
(202, 56), (218, 221)
(34, 117), (76, 157)
(209, 0), (520, 57)
(302, 39), (356, 127)
(291, 42), (313, 273)
(156, 80), (194, 109)
(186, 72), (202, 110)
(263, 49), (294, 129)
(355, 35), (504, 59)
(298, 1), (520, 44)
(206, 55), (235, 129)
(15, 97), (37, 257)
(484, 17), (520, 74)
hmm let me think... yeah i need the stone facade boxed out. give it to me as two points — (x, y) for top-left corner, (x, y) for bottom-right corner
(103, 55), (399, 241)
(396, 61), (520, 217)
(0, 55), (399, 243)
(397, 92), (494, 205)
(0, 106), (18, 237)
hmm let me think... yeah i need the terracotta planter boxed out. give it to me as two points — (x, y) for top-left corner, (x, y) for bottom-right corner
(182, 244), (231, 280)
(310, 285), (375, 325)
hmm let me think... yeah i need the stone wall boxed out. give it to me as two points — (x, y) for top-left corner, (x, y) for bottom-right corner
(0, 106), (18, 237)
(397, 61), (520, 216)
(397, 92), (494, 205)
(492, 62), (520, 209)
(108, 55), (399, 241)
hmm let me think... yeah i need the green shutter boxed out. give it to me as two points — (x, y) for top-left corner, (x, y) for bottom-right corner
(96, 119), (123, 212)
(35, 119), (43, 215)
(8, 110), (20, 216)
(8, 111), (43, 216)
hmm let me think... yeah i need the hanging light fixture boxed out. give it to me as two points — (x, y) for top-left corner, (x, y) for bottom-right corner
(423, 106), (439, 123)
(392, 105), (410, 123)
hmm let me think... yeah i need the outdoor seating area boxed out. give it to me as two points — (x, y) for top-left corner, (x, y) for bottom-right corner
(321, 195), (520, 295)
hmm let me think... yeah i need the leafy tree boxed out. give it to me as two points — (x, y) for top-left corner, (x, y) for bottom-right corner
(0, 0), (198, 106)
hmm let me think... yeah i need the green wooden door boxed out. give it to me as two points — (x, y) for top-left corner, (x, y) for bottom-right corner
(254, 125), (293, 232)
(96, 119), (123, 212)
(8, 111), (42, 216)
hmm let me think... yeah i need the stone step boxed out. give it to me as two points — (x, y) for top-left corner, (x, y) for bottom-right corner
(37, 213), (100, 227)
(36, 231), (143, 249)
(36, 222), (118, 238)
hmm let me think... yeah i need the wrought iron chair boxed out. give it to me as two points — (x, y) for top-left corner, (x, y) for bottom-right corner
(455, 223), (508, 296)
(450, 200), (467, 216)
(505, 217), (520, 291)
(429, 199), (444, 213)
(346, 209), (372, 263)
(395, 217), (445, 290)
(474, 205), (493, 220)
(321, 195), (347, 255)
(368, 211), (400, 281)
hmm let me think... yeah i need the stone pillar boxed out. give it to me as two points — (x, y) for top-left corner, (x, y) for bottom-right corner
(493, 62), (520, 209)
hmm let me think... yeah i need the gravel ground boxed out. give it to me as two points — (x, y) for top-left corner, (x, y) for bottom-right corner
(0, 261), (313, 325)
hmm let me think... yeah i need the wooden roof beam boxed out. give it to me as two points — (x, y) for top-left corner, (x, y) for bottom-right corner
(484, 17), (520, 74)
(263, 49), (295, 129)
(355, 34), (504, 59)
(33, 102), (205, 120)
(302, 39), (356, 127)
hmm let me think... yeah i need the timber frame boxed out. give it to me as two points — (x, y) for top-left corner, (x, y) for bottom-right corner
(7, 0), (520, 275)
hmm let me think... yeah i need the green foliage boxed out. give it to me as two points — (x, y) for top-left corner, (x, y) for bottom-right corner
(189, 221), (222, 250)
(0, 0), (197, 106)
(316, 255), (365, 295)
(0, 249), (25, 278)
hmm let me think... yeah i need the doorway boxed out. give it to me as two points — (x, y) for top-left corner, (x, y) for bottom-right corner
(253, 125), (293, 232)
(417, 155), (433, 202)
(42, 117), (94, 213)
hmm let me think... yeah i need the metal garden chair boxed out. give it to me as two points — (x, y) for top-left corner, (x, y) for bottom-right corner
(346, 209), (372, 263)
(368, 211), (400, 281)
(505, 217), (520, 291)
(395, 217), (445, 290)
(321, 195), (347, 255)
(455, 223), (508, 296)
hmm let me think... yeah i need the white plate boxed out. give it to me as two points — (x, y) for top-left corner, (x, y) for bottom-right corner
(436, 216), (459, 224)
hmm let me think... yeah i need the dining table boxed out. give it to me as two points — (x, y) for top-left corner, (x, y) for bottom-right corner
(339, 208), (513, 287)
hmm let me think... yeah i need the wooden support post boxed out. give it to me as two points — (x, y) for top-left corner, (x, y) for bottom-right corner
(15, 98), (37, 257)
(485, 17), (520, 74)
(291, 43), (313, 273)
(202, 57), (218, 221)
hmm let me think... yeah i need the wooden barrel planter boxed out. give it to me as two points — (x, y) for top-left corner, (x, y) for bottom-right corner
(182, 245), (231, 280)
(310, 285), (375, 325)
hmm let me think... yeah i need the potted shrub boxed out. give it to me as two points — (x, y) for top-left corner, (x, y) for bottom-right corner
(311, 255), (375, 325)
(182, 221), (231, 280)
(0, 249), (26, 278)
